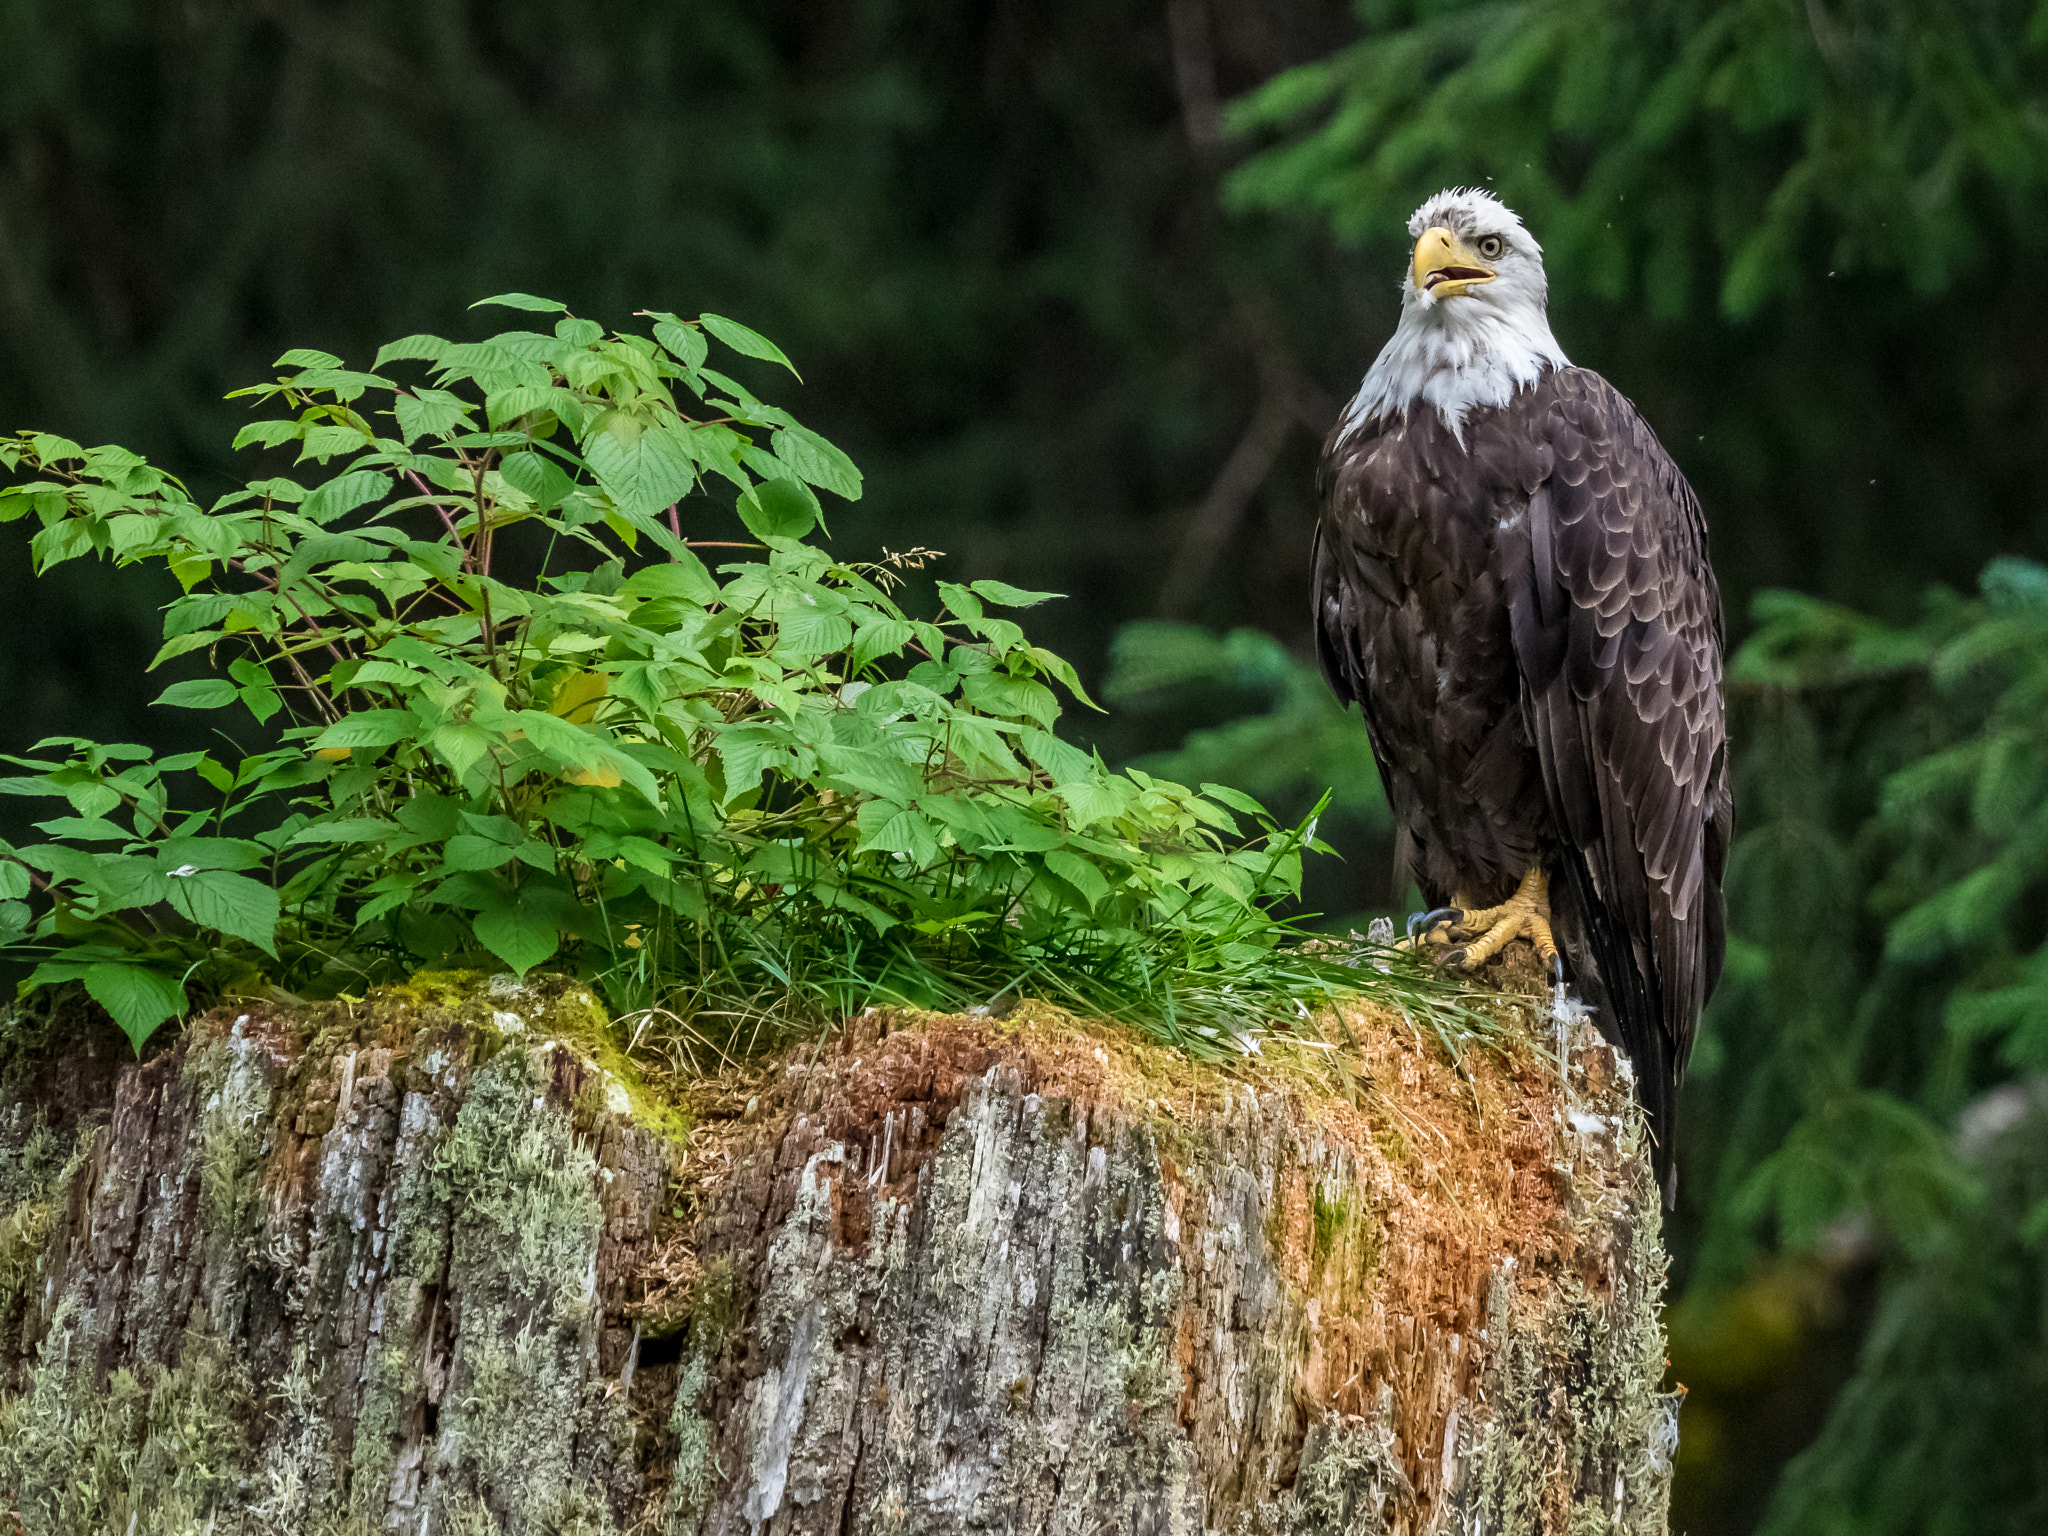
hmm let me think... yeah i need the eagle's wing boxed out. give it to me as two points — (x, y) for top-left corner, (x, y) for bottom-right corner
(1505, 370), (1731, 1164)
(1311, 526), (1400, 801)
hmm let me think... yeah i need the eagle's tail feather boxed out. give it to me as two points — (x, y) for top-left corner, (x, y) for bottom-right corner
(1552, 852), (1676, 1203)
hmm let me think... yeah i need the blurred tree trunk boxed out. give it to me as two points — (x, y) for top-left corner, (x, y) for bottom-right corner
(0, 974), (1677, 1534)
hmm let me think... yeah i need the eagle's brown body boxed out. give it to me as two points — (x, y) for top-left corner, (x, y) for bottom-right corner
(1314, 366), (1730, 1175)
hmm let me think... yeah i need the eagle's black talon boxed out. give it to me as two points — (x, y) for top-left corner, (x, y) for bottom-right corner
(1440, 946), (1470, 969)
(1550, 953), (1566, 985)
(1407, 906), (1461, 940)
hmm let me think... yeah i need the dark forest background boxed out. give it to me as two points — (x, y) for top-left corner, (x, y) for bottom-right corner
(6, 2), (2048, 1530)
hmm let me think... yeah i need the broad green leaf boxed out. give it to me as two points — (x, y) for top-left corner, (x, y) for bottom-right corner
(470, 293), (570, 314)
(237, 681), (283, 724)
(619, 554), (720, 605)
(168, 551), (212, 593)
(471, 909), (561, 974)
(57, 779), (123, 820)
(301, 468), (392, 523)
(819, 745), (925, 803)
(0, 861), (29, 900)
(772, 427), (862, 500)
(499, 450), (576, 513)
(299, 423), (375, 462)
(700, 314), (800, 378)
(82, 962), (189, 1052)
(156, 836), (266, 872)
(852, 618), (916, 669)
(33, 815), (129, 841)
(584, 413), (697, 524)
(937, 581), (983, 621)
(511, 710), (661, 804)
(1044, 848), (1111, 911)
(964, 673), (1060, 728)
(1056, 776), (1131, 828)
(970, 579), (1062, 608)
(776, 603), (853, 657)
(856, 800), (940, 864)
(1201, 783), (1268, 817)
(431, 723), (493, 780)
(166, 868), (280, 955)
(313, 710), (419, 751)
(286, 817), (400, 846)
(395, 389), (475, 444)
(651, 317), (708, 372)
(735, 477), (816, 541)
(1023, 728), (1093, 785)
(153, 679), (239, 710)
(442, 834), (522, 872)
(373, 334), (452, 370)
(232, 419), (305, 452)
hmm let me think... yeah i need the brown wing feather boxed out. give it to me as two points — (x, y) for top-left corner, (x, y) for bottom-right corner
(1509, 370), (1730, 1172)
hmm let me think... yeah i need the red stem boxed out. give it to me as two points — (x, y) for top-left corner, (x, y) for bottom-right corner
(408, 470), (473, 572)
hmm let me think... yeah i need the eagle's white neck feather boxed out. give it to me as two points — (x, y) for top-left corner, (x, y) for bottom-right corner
(1340, 188), (1569, 445)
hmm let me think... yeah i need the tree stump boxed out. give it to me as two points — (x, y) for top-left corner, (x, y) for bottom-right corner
(0, 971), (1677, 1534)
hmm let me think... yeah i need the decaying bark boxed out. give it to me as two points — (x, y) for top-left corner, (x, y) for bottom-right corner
(0, 970), (1678, 1534)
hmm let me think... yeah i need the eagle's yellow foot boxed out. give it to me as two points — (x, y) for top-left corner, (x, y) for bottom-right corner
(1443, 868), (1559, 971)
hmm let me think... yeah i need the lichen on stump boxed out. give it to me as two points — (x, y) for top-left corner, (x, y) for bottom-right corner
(0, 969), (1677, 1534)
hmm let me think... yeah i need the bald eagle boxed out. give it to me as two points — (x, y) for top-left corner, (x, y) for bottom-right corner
(1314, 188), (1729, 1201)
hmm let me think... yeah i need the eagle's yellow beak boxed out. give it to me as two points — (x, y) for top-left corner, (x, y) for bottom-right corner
(1412, 226), (1496, 299)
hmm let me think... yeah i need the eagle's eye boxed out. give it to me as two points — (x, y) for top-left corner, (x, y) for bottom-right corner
(1476, 234), (1506, 261)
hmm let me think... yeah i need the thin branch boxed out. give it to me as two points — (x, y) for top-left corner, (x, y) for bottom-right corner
(1157, 385), (1294, 618)
(222, 556), (354, 706)
(1155, 7), (1340, 617)
(408, 470), (473, 572)
(1, 855), (47, 894)
(1165, 0), (1223, 153)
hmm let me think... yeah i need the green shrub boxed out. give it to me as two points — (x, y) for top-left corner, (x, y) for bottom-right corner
(0, 298), (1433, 1055)
(1675, 556), (2048, 1534)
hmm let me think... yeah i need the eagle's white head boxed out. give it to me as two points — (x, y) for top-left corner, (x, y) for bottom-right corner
(1340, 187), (1569, 442)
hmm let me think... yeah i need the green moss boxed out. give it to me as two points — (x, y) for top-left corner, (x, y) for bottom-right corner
(1275, 1415), (1402, 1535)
(185, 1029), (272, 1246)
(0, 1315), (258, 1533)
(687, 1255), (746, 1358)
(663, 1356), (714, 1533)
(378, 971), (694, 1146)
(380, 968), (493, 1014)
(0, 1111), (63, 1209)
(0, 1117), (92, 1327)
(1310, 1185), (1352, 1272)
(1445, 1095), (1677, 1535)
(0, 1197), (53, 1320)
(347, 1281), (435, 1518)
(422, 1044), (617, 1528)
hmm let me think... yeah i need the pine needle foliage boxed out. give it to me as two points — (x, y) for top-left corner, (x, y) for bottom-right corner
(0, 300), (1465, 1059)
(1694, 558), (2048, 1532)
(1225, 0), (2048, 319)
(1757, 1082), (2048, 1536)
